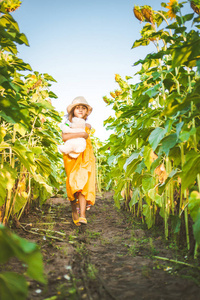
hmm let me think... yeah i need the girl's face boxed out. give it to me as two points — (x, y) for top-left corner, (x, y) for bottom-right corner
(74, 105), (88, 119)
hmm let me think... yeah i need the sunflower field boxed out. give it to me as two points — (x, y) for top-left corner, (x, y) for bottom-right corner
(0, 0), (65, 296)
(102, 0), (200, 257)
(0, 0), (200, 297)
(0, 0), (64, 227)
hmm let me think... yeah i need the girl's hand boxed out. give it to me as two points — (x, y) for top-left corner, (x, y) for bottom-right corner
(85, 123), (91, 129)
(82, 132), (89, 139)
(62, 131), (88, 142)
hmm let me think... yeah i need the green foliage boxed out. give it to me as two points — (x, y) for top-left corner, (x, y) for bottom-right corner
(0, 224), (46, 299)
(0, 3), (63, 224)
(0, 272), (28, 300)
(102, 1), (200, 250)
(188, 192), (200, 245)
(91, 133), (112, 193)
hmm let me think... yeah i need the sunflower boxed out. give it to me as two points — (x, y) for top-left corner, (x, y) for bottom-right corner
(3, 0), (22, 12)
(133, 6), (144, 22)
(166, 0), (180, 20)
(190, 1), (200, 15)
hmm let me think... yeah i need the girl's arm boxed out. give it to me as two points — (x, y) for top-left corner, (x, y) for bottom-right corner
(62, 131), (88, 142)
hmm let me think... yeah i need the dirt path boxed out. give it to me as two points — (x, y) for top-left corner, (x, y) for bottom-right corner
(10, 193), (200, 299)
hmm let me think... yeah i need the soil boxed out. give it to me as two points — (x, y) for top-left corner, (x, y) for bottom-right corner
(2, 192), (200, 300)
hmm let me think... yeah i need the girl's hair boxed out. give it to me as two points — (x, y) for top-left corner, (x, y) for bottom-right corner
(67, 107), (75, 123)
(67, 105), (88, 122)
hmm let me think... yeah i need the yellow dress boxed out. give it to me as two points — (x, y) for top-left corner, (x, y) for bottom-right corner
(63, 127), (95, 205)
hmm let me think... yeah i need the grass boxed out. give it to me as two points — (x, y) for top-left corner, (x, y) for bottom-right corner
(85, 229), (101, 239)
(68, 234), (78, 243)
(86, 263), (98, 280)
(128, 244), (137, 257)
(75, 242), (87, 255)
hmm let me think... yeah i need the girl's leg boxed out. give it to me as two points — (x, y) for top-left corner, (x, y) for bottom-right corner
(71, 199), (80, 225)
(78, 193), (86, 219)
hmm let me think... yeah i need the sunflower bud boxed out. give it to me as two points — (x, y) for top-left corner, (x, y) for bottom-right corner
(40, 116), (46, 124)
(190, 1), (200, 14)
(133, 6), (144, 22)
(103, 96), (109, 104)
(141, 7), (154, 24)
(115, 74), (121, 82)
(115, 90), (122, 97)
(110, 92), (116, 99)
(3, 0), (22, 12)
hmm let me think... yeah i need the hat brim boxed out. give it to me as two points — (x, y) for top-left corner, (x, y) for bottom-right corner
(67, 103), (93, 115)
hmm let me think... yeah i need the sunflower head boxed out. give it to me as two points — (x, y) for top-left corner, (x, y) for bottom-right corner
(133, 6), (144, 22)
(2, 0), (22, 12)
(190, 1), (200, 15)
(166, 0), (180, 20)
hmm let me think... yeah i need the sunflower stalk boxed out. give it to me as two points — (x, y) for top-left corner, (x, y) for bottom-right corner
(17, 171), (31, 221)
(3, 126), (16, 224)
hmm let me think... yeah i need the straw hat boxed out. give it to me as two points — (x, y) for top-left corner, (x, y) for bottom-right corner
(67, 96), (93, 115)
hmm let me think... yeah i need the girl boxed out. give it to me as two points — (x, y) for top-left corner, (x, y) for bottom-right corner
(62, 96), (95, 226)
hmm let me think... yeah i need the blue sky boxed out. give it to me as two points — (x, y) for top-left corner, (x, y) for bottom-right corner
(14, 0), (191, 140)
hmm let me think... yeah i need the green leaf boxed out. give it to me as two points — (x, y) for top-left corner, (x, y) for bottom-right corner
(148, 187), (163, 207)
(0, 37), (17, 54)
(188, 191), (200, 222)
(32, 174), (53, 194)
(29, 146), (43, 155)
(0, 14), (19, 32)
(197, 59), (200, 74)
(13, 193), (28, 214)
(174, 26), (187, 34)
(149, 127), (167, 151)
(166, 22), (178, 29)
(129, 188), (140, 208)
(158, 168), (179, 194)
(9, 81), (21, 92)
(159, 133), (178, 156)
(193, 212), (200, 245)
(0, 225), (46, 284)
(117, 156), (127, 171)
(183, 13), (194, 22)
(0, 272), (28, 300)
(126, 158), (141, 177)
(132, 37), (150, 49)
(0, 126), (6, 143)
(12, 141), (35, 172)
(170, 215), (181, 234)
(143, 204), (154, 229)
(181, 152), (200, 190)
(14, 123), (27, 136)
(16, 33), (29, 46)
(135, 159), (146, 174)
(145, 83), (160, 98)
(12, 57), (32, 71)
(123, 150), (141, 172)
(49, 91), (58, 98)
(0, 163), (17, 206)
(176, 122), (184, 138)
(142, 175), (156, 193)
(107, 155), (117, 166)
(113, 192), (122, 209)
(43, 73), (57, 82)
(35, 155), (52, 177)
(179, 128), (196, 142)
(172, 39), (200, 68)
(0, 74), (8, 85)
(26, 249), (46, 283)
(143, 146), (152, 170)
